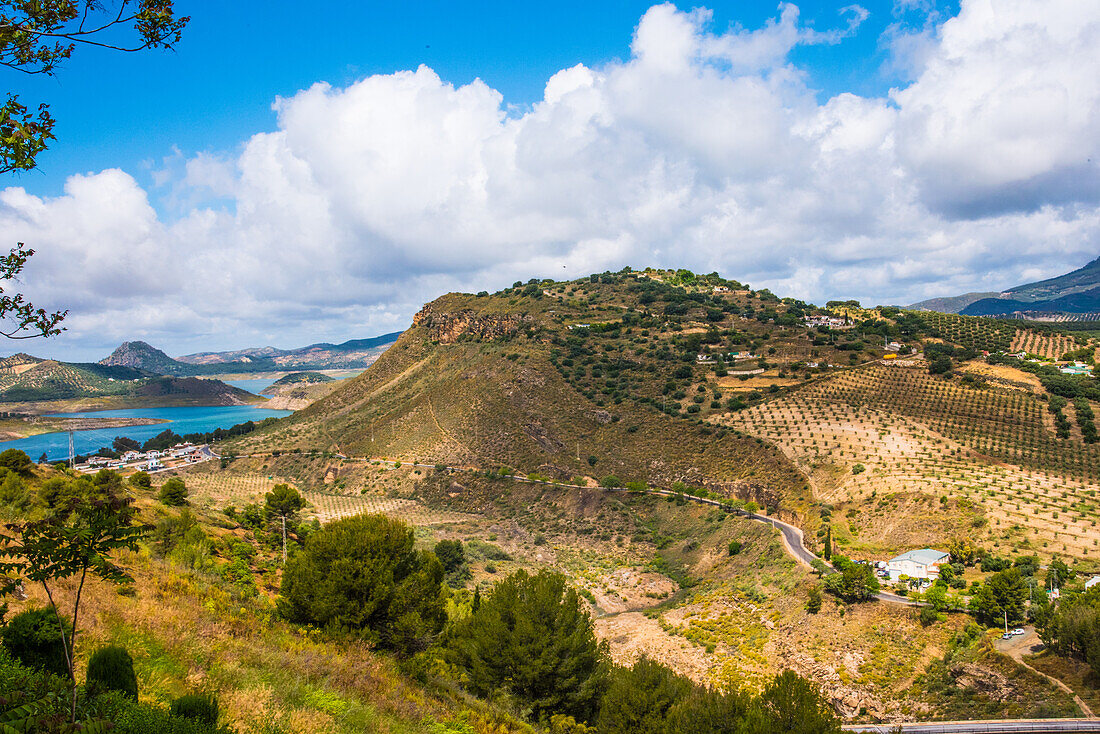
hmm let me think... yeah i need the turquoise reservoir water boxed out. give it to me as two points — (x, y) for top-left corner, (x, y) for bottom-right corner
(224, 378), (279, 394)
(0, 405), (292, 461)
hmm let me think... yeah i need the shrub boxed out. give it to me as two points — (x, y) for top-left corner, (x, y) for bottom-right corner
(129, 471), (152, 489)
(278, 514), (446, 652)
(158, 477), (188, 506)
(0, 608), (69, 677)
(86, 644), (137, 700)
(434, 539), (465, 574)
(728, 540), (742, 556)
(0, 449), (32, 474)
(807, 586), (823, 614)
(170, 693), (219, 727)
(598, 656), (692, 733)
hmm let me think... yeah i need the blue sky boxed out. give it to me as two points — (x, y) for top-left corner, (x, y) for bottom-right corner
(3, 0), (1096, 361)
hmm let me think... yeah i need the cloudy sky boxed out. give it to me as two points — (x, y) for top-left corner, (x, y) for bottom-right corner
(2, 0), (1099, 361)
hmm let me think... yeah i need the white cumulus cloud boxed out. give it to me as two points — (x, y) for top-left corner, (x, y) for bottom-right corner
(2, 0), (1100, 360)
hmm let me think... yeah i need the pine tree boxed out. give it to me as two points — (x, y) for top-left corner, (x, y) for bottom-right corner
(447, 569), (607, 722)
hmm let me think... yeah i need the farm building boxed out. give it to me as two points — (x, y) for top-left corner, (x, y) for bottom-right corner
(886, 548), (949, 581)
(1060, 362), (1093, 375)
(1086, 576), (1100, 590)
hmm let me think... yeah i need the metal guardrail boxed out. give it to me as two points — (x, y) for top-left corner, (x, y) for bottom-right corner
(846, 720), (1100, 733)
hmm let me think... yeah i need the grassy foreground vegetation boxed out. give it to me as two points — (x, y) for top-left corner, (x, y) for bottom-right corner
(0, 456), (843, 733)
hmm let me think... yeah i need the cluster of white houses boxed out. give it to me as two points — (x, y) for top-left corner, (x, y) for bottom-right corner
(695, 350), (758, 364)
(81, 442), (204, 473)
(804, 315), (852, 329)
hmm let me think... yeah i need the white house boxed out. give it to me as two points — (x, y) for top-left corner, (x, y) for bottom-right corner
(120, 451), (142, 463)
(1085, 576), (1100, 591)
(1060, 362), (1093, 376)
(886, 548), (949, 581)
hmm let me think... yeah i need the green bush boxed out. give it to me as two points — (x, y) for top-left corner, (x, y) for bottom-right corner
(170, 692), (219, 727)
(597, 656), (692, 733)
(129, 471), (152, 489)
(807, 586), (823, 614)
(0, 608), (69, 677)
(0, 449), (33, 474)
(447, 569), (606, 722)
(727, 540), (742, 556)
(86, 644), (138, 700)
(434, 539), (466, 574)
(279, 514), (446, 652)
(158, 477), (188, 506)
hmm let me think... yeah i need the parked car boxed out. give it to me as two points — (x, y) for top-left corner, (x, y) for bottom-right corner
(1001, 633), (1014, 640)
(1011, 628), (1026, 636)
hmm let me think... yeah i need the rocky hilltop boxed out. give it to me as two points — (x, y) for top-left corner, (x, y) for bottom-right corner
(412, 304), (531, 343)
(100, 340), (187, 375)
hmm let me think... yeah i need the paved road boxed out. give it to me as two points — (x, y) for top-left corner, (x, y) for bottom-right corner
(846, 720), (1100, 733)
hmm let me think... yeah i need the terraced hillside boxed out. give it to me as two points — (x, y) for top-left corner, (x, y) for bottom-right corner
(719, 361), (1100, 559)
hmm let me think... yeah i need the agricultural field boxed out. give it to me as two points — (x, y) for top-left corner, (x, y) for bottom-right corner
(717, 362), (1100, 560)
(159, 469), (477, 526)
(1010, 330), (1087, 360)
(913, 312), (1018, 352)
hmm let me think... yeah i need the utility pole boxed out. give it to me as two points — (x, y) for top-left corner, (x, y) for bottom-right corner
(67, 430), (74, 469)
(281, 515), (287, 565)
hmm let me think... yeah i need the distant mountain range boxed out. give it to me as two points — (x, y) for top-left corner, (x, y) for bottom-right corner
(99, 332), (402, 376)
(911, 256), (1100, 316)
(0, 353), (261, 409)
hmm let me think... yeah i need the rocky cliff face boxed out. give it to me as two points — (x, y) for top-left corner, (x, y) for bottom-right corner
(412, 305), (532, 344)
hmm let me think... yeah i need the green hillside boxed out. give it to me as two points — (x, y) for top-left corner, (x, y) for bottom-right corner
(234, 268), (1100, 559)
(236, 270), (828, 524)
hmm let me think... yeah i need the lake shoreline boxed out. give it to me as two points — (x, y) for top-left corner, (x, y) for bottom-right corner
(0, 415), (171, 441)
(0, 405), (292, 461)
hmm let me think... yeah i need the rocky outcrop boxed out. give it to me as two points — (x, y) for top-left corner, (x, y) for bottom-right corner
(413, 305), (531, 344)
(100, 341), (186, 375)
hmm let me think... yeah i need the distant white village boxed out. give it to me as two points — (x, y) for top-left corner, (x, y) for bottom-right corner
(79, 442), (208, 474)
